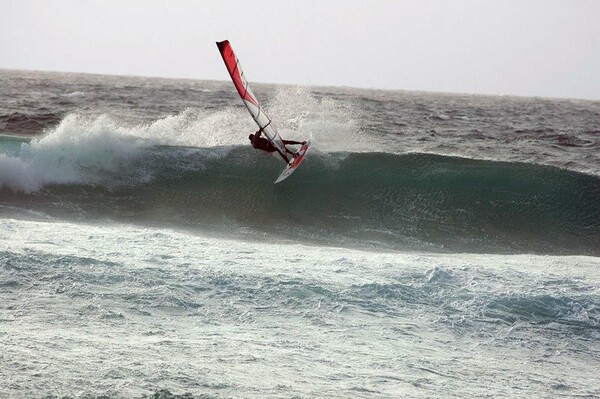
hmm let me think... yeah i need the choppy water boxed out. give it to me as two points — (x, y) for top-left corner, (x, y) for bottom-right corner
(1, 69), (599, 398)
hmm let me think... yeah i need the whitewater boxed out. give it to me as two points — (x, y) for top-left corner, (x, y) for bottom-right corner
(1, 69), (599, 398)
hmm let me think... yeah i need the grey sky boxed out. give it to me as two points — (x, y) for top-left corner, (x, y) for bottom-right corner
(2, 0), (599, 99)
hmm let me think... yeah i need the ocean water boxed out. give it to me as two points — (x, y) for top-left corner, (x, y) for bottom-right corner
(0, 69), (599, 398)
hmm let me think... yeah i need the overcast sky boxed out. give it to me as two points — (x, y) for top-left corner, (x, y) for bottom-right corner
(2, 0), (599, 99)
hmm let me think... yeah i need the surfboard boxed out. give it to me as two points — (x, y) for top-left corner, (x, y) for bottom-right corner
(216, 40), (310, 183)
(275, 140), (311, 184)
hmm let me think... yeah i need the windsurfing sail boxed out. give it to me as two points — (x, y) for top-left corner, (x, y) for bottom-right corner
(216, 40), (290, 163)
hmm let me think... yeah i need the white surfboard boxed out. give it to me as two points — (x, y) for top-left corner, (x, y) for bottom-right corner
(217, 40), (310, 183)
(275, 140), (311, 184)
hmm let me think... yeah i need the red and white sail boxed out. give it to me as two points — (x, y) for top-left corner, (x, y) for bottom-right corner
(216, 40), (289, 162)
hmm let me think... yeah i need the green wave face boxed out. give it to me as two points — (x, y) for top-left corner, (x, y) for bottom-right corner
(2, 143), (599, 255)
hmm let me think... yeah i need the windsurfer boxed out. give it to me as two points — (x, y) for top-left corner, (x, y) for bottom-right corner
(249, 129), (304, 155)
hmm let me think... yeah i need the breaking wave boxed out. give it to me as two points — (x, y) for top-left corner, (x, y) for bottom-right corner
(1, 112), (598, 255)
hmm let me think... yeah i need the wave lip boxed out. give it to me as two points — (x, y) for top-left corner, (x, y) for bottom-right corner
(0, 113), (150, 192)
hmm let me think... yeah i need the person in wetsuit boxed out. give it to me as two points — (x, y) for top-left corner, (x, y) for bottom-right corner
(248, 129), (305, 155)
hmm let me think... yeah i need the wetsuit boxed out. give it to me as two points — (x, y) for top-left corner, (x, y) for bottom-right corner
(249, 130), (304, 154)
(251, 134), (278, 152)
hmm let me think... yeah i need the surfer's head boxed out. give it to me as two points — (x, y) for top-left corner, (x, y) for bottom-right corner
(248, 134), (254, 142)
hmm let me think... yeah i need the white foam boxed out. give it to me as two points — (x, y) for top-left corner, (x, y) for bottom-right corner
(0, 154), (40, 192)
(266, 86), (376, 153)
(2, 217), (599, 398)
(0, 87), (374, 192)
(0, 114), (147, 192)
(0, 107), (261, 192)
(138, 107), (253, 147)
(137, 87), (371, 152)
